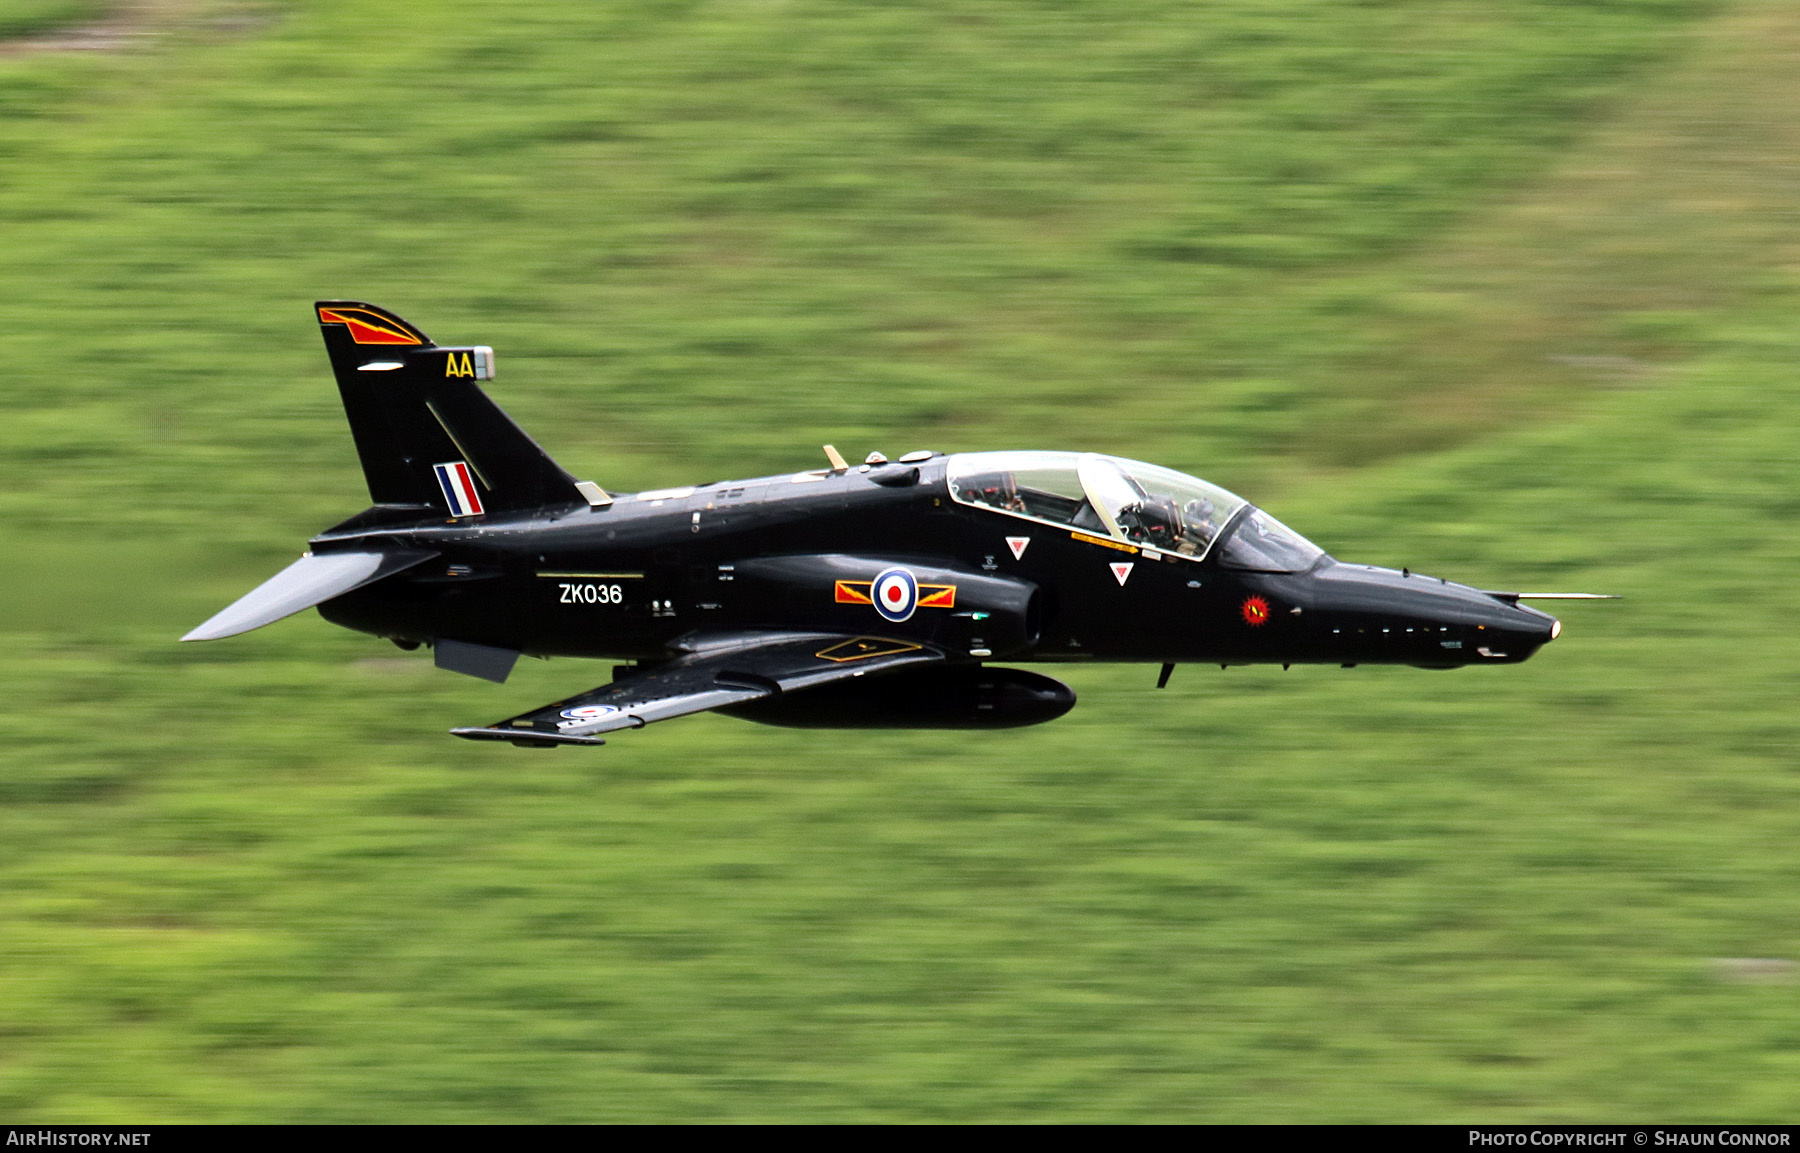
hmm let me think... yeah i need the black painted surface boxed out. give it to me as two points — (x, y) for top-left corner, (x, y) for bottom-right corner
(254, 302), (1561, 732)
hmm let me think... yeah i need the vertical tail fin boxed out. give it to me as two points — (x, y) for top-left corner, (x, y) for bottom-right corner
(316, 301), (583, 515)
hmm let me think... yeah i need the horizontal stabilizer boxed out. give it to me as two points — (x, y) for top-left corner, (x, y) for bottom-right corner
(182, 549), (437, 641)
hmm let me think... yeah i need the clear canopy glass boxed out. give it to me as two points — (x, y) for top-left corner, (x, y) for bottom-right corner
(946, 451), (1253, 560)
(1216, 507), (1324, 572)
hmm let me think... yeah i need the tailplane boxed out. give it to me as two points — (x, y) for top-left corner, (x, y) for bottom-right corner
(316, 301), (585, 516)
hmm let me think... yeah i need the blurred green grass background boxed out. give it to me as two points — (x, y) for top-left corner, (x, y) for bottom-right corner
(5, 0), (1800, 1122)
(0, 1), (105, 40)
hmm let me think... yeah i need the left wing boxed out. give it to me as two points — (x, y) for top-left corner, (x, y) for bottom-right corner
(450, 631), (946, 747)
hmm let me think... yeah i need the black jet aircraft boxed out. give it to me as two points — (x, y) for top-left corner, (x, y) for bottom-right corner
(184, 302), (1606, 747)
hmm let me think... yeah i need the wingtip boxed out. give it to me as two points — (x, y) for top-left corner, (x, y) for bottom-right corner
(180, 618), (240, 642)
(179, 617), (257, 642)
(450, 726), (606, 747)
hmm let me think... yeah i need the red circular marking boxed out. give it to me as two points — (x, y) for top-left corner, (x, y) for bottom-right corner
(885, 584), (903, 603)
(1241, 596), (1271, 627)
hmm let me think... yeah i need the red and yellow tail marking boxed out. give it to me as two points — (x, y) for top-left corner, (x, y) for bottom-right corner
(318, 306), (425, 346)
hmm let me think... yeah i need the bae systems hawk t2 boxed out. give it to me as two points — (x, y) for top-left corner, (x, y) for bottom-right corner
(184, 302), (1607, 747)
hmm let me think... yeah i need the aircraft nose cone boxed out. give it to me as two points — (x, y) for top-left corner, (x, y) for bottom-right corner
(1307, 561), (1557, 664)
(1473, 601), (1557, 658)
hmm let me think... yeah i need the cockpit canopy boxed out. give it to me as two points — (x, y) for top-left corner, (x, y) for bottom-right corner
(945, 451), (1325, 571)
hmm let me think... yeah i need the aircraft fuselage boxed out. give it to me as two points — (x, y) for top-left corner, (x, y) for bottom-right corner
(315, 457), (1557, 672)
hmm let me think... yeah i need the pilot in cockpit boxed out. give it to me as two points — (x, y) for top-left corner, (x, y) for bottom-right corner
(1123, 497), (1183, 550)
(964, 472), (1025, 514)
(1118, 491), (1221, 554)
(1176, 497), (1218, 555)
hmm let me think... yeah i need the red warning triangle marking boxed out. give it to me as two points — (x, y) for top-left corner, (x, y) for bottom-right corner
(1005, 536), (1030, 560)
(1110, 562), (1134, 586)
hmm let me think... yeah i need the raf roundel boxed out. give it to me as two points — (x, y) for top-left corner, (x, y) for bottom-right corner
(871, 567), (919, 623)
(560, 704), (620, 721)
